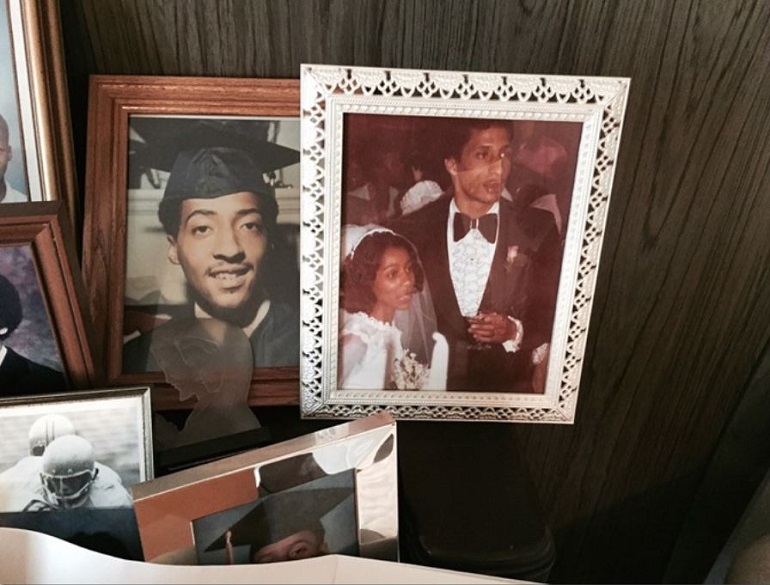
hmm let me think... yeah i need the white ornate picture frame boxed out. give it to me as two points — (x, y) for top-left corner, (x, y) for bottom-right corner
(300, 65), (630, 423)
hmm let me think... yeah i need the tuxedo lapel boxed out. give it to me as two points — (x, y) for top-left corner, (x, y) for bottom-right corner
(480, 201), (531, 313)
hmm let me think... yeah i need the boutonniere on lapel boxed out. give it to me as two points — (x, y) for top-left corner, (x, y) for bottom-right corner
(505, 245), (530, 273)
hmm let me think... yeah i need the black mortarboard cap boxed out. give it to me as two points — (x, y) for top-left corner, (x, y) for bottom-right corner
(162, 147), (273, 202)
(131, 118), (300, 174)
(129, 118), (300, 202)
(257, 453), (327, 494)
(204, 487), (352, 553)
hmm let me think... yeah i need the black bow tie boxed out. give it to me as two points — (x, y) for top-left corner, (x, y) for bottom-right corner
(453, 212), (498, 243)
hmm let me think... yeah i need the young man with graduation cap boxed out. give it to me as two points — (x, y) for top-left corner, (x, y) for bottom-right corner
(122, 120), (301, 373)
(198, 485), (355, 564)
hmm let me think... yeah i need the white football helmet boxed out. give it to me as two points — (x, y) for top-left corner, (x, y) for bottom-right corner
(40, 435), (97, 508)
(28, 414), (76, 456)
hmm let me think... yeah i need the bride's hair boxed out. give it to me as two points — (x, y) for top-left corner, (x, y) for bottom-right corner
(341, 231), (425, 315)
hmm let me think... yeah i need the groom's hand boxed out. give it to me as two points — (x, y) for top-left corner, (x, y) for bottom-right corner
(468, 312), (518, 344)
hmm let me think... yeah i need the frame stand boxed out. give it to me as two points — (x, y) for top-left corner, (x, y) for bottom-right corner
(397, 421), (555, 581)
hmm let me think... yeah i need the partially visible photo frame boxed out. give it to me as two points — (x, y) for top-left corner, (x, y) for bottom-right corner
(131, 410), (398, 565)
(300, 64), (630, 423)
(0, 385), (153, 560)
(82, 76), (302, 410)
(0, 0), (78, 231)
(0, 201), (100, 393)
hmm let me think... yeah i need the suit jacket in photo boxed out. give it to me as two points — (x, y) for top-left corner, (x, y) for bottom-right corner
(122, 301), (300, 374)
(390, 193), (562, 392)
(0, 347), (68, 395)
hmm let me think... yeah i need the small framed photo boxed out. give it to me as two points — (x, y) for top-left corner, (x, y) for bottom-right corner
(300, 65), (630, 423)
(1, 201), (100, 394)
(0, 0), (79, 229)
(131, 410), (398, 565)
(0, 386), (153, 559)
(82, 75), (302, 411)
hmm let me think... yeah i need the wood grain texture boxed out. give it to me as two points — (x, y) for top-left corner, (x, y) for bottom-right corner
(58, 0), (770, 582)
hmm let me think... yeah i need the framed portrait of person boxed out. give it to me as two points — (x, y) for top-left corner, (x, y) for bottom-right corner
(0, 385), (153, 560)
(299, 64), (631, 423)
(0, 0), (78, 231)
(131, 410), (398, 565)
(82, 76), (302, 412)
(0, 201), (100, 395)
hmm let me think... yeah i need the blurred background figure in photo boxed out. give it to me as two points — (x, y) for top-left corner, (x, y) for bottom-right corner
(398, 145), (446, 217)
(343, 117), (413, 226)
(508, 123), (580, 243)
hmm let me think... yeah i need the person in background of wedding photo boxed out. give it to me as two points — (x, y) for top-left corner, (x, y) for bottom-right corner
(0, 113), (26, 203)
(122, 120), (301, 374)
(343, 137), (412, 226)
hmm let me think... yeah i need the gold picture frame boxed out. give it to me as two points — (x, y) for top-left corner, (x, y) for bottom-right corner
(0, 0), (78, 232)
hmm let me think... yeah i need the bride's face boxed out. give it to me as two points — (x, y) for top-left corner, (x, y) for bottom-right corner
(369, 246), (416, 323)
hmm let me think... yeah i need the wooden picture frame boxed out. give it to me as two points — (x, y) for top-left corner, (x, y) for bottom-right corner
(299, 64), (630, 423)
(0, 201), (100, 393)
(0, 385), (153, 560)
(82, 75), (301, 410)
(0, 0), (78, 231)
(131, 411), (398, 564)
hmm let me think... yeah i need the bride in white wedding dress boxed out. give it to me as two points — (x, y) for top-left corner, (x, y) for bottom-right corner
(338, 224), (447, 391)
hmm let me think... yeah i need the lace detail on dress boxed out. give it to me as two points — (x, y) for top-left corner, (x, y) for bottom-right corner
(341, 312), (402, 346)
(338, 312), (405, 390)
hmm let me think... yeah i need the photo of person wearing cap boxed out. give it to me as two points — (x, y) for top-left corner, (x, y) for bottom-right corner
(192, 471), (358, 565)
(121, 118), (301, 376)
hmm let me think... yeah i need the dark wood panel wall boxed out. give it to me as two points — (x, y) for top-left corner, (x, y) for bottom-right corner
(58, 1), (770, 582)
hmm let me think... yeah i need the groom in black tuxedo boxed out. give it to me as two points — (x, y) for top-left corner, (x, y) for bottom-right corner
(391, 118), (562, 392)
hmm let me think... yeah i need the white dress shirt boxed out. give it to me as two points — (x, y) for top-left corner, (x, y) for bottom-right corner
(446, 200), (522, 353)
(447, 199), (499, 318)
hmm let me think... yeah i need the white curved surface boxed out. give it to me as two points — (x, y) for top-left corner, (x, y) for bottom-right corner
(0, 526), (523, 584)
